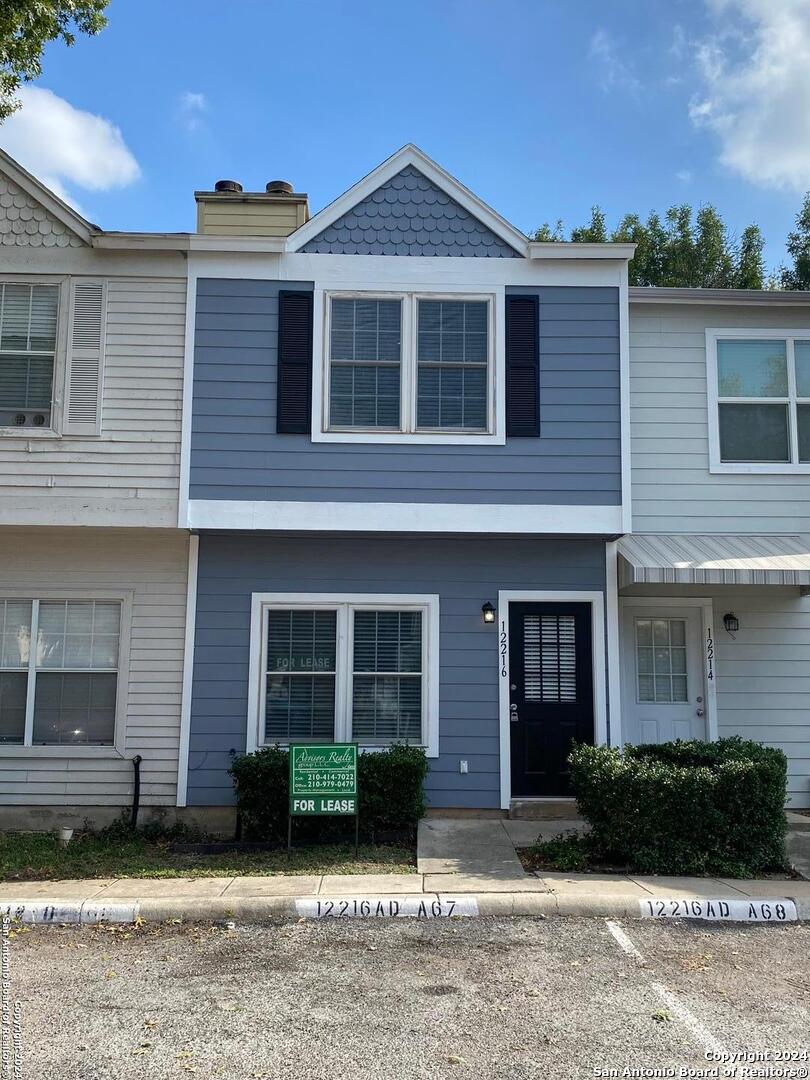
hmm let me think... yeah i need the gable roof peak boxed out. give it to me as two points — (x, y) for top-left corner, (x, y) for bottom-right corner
(0, 147), (98, 245)
(288, 144), (528, 256)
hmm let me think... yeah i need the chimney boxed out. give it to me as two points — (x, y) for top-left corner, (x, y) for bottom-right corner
(195, 178), (309, 237)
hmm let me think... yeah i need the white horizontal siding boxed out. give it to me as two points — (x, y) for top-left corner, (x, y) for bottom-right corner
(0, 276), (185, 528)
(0, 527), (188, 807)
(620, 583), (810, 807)
(629, 304), (810, 532)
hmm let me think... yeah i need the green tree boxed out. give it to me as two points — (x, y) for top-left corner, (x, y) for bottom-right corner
(695, 205), (734, 288)
(734, 224), (765, 289)
(570, 205), (607, 243)
(780, 193), (810, 290)
(0, 1), (108, 121)
(531, 219), (564, 242)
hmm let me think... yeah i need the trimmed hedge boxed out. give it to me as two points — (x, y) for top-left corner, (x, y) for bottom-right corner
(229, 744), (428, 844)
(569, 737), (788, 877)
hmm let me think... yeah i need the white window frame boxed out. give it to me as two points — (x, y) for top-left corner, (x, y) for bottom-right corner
(0, 275), (70, 440)
(247, 592), (440, 756)
(0, 588), (132, 758)
(707, 327), (810, 473)
(312, 286), (505, 445)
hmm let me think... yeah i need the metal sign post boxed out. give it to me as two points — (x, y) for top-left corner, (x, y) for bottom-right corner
(288, 744), (359, 855)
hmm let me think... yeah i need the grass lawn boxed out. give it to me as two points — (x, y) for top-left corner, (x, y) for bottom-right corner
(0, 831), (416, 881)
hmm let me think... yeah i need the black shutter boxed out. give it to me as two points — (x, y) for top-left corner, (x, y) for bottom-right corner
(505, 294), (540, 436)
(276, 290), (313, 434)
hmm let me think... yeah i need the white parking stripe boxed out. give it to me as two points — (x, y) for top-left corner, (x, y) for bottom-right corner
(604, 920), (727, 1058)
(652, 982), (726, 1057)
(605, 919), (645, 962)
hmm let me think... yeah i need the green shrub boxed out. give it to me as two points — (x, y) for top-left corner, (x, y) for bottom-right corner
(229, 744), (429, 843)
(527, 830), (590, 873)
(569, 737), (788, 877)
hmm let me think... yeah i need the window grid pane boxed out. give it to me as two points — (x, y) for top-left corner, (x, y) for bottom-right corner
(718, 402), (790, 463)
(37, 601), (121, 671)
(417, 300), (488, 431)
(0, 283), (57, 423)
(351, 610), (423, 744)
(329, 298), (401, 430)
(717, 339), (788, 398)
(635, 619), (688, 703)
(264, 609), (337, 743)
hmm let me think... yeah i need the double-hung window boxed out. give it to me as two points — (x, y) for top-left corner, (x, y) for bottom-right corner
(0, 282), (59, 429)
(253, 595), (439, 755)
(0, 599), (122, 747)
(322, 291), (497, 442)
(708, 330), (810, 470)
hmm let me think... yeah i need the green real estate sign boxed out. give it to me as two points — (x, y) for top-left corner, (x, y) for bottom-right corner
(289, 744), (358, 816)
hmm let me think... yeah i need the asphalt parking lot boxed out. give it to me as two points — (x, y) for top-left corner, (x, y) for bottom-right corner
(7, 916), (810, 1079)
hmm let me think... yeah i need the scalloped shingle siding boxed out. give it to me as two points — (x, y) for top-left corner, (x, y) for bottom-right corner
(302, 165), (521, 257)
(0, 175), (84, 246)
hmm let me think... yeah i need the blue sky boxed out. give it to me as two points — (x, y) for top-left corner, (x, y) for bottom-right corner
(3, 0), (810, 272)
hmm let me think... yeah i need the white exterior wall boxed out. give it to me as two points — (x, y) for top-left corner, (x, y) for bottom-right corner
(620, 583), (810, 807)
(630, 302), (810, 532)
(0, 172), (188, 528)
(0, 528), (189, 808)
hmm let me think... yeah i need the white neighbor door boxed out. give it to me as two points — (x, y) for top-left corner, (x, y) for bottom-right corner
(621, 605), (707, 745)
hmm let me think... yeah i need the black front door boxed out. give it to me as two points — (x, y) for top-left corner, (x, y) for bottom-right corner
(509, 602), (594, 797)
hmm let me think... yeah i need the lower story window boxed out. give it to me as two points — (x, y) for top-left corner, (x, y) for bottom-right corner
(257, 596), (438, 752)
(0, 598), (121, 746)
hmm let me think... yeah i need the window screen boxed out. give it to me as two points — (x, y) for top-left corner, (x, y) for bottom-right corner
(0, 599), (31, 744)
(417, 300), (488, 430)
(31, 600), (121, 745)
(329, 298), (401, 428)
(352, 610), (422, 743)
(716, 338), (792, 464)
(0, 283), (58, 428)
(265, 609), (337, 742)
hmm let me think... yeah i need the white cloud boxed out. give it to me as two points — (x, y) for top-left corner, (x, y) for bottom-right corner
(178, 91), (207, 132)
(689, 0), (810, 190)
(1, 86), (140, 198)
(676, 169), (693, 182)
(589, 29), (641, 94)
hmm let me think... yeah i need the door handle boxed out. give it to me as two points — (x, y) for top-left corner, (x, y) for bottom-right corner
(696, 708), (705, 718)
(510, 703), (519, 722)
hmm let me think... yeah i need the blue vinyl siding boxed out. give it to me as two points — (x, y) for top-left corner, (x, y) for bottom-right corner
(187, 534), (607, 808)
(190, 281), (621, 506)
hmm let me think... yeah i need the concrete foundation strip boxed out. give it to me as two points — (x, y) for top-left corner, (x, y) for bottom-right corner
(1, 892), (807, 924)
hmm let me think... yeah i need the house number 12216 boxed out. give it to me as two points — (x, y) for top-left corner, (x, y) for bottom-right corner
(500, 620), (507, 677)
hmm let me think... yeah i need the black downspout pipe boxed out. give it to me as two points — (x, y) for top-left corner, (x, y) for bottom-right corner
(130, 754), (143, 830)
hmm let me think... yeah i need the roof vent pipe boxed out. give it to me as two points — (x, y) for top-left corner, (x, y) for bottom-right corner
(266, 180), (294, 195)
(214, 179), (243, 193)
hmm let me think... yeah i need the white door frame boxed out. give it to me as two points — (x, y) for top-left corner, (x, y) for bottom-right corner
(618, 596), (719, 746)
(497, 590), (607, 810)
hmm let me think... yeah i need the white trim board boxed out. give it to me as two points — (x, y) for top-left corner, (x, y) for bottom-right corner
(246, 592), (440, 758)
(186, 500), (624, 534)
(286, 144), (528, 257)
(176, 533), (200, 808)
(618, 595), (718, 743)
(497, 590), (607, 810)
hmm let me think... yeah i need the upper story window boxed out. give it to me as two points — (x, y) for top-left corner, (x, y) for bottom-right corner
(708, 330), (810, 473)
(0, 282), (59, 429)
(316, 290), (501, 445)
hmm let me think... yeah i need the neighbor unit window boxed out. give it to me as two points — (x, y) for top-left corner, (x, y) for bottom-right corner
(635, 618), (687, 704)
(711, 333), (810, 467)
(325, 292), (493, 436)
(0, 599), (121, 746)
(0, 283), (59, 429)
(258, 597), (437, 751)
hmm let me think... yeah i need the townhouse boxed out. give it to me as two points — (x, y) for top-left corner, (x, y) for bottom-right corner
(0, 149), (192, 828)
(1, 143), (808, 832)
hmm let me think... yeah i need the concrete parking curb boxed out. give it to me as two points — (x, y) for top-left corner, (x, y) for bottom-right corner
(3, 891), (809, 924)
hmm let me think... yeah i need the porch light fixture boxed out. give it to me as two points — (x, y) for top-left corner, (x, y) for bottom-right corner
(723, 612), (739, 634)
(481, 601), (496, 624)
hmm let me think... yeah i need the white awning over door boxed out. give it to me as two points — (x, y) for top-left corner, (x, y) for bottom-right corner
(617, 534), (810, 587)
